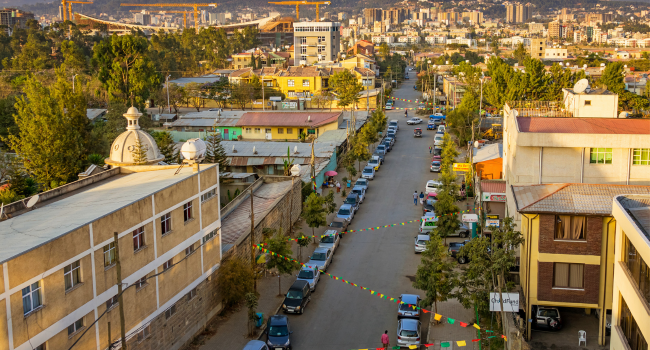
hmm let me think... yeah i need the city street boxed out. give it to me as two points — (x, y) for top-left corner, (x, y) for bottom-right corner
(286, 72), (451, 349)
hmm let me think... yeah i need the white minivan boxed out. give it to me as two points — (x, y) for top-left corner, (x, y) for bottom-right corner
(389, 119), (399, 130)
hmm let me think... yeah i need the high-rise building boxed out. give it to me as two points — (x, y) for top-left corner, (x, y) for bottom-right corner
(133, 13), (151, 25)
(548, 21), (561, 38)
(515, 4), (529, 23)
(529, 38), (545, 58)
(363, 8), (382, 27)
(0, 8), (35, 33)
(383, 7), (407, 25)
(461, 11), (483, 24)
(293, 21), (341, 65)
(506, 4), (515, 23)
(338, 12), (346, 21)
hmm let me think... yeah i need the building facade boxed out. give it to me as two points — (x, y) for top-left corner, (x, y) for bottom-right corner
(529, 38), (545, 58)
(293, 21), (341, 65)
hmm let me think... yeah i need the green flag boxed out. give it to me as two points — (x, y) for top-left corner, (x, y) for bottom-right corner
(447, 318), (455, 324)
(441, 342), (451, 348)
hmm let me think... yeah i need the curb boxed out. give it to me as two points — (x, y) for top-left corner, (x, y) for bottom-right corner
(256, 302), (284, 340)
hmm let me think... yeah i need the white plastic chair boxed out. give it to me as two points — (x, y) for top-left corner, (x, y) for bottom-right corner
(579, 330), (586, 346)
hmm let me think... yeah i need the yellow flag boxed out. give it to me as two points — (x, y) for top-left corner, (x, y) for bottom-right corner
(409, 346), (418, 349)
(434, 313), (442, 321)
(473, 323), (481, 330)
(457, 341), (467, 347)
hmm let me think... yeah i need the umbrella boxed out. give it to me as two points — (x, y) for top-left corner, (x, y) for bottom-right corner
(324, 171), (338, 176)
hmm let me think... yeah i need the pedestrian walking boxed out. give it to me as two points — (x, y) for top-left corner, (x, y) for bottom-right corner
(419, 191), (425, 205)
(413, 191), (418, 205)
(336, 181), (341, 193)
(429, 145), (433, 154)
(381, 330), (390, 349)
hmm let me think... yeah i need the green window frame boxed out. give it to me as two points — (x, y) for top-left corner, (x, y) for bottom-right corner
(589, 148), (612, 164)
(307, 129), (316, 135)
(633, 148), (650, 165)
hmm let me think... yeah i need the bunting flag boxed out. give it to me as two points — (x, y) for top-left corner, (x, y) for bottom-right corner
(388, 96), (447, 107)
(254, 244), (507, 342)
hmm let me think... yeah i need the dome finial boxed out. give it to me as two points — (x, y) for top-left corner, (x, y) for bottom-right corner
(124, 106), (142, 131)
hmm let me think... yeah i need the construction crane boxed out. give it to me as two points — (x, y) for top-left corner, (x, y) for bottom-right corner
(120, 3), (217, 33)
(61, 0), (93, 22)
(129, 9), (192, 28)
(267, 1), (330, 21)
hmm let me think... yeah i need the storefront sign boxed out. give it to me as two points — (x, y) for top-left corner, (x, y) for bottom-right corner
(486, 219), (500, 227)
(462, 214), (478, 223)
(453, 163), (471, 172)
(486, 215), (499, 220)
(482, 192), (506, 202)
(489, 292), (519, 312)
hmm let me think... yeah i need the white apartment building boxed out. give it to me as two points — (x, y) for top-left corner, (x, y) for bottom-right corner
(397, 35), (421, 44)
(447, 37), (476, 47)
(372, 35), (395, 44)
(293, 21), (341, 65)
(544, 47), (568, 59)
(425, 35), (447, 45)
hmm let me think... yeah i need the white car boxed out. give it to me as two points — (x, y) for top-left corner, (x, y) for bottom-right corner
(319, 229), (340, 253)
(434, 133), (444, 146)
(406, 118), (423, 125)
(425, 180), (442, 195)
(389, 120), (399, 130)
(437, 125), (446, 133)
(361, 166), (375, 180)
(415, 235), (430, 253)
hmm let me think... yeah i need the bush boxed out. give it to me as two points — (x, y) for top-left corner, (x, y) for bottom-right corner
(218, 258), (255, 309)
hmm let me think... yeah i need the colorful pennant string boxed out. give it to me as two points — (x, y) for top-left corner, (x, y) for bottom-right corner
(388, 96), (445, 107)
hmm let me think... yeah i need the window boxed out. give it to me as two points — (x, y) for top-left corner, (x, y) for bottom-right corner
(286, 128), (293, 134)
(620, 297), (649, 350)
(187, 287), (197, 301)
(633, 149), (650, 165)
(136, 276), (148, 290)
(300, 37), (306, 44)
(183, 202), (193, 222)
(277, 128), (284, 134)
(161, 213), (171, 235)
(287, 79), (295, 87)
(624, 235), (650, 306)
(137, 325), (151, 343)
(254, 128), (261, 134)
(163, 258), (173, 271)
(302, 79), (310, 87)
(34, 344), (46, 350)
(300, 47), (307, 54)
(103, 242), (116, 267)
(590, 148), (612, 164)
(106, 295), (118, 310)
(165, 304), (177, 319)
(133, 227), (145, 251)
(201, 188), (216, 202)
(22, 281), (42, 315)
(553, 263), (584, 289)
(585, 100), (592, 106)
(245, 128), (252, 134)
(185, 243), (195, 256)
(64, 260), (81, 291)
(265, 128), (271, 134)
(68, 317), (84, 336)
(554, 215), (586, 240)
(203, 229), (218, 244)
(307, 129), (316, 135)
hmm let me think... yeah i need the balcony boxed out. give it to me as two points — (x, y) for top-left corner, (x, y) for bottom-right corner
(505, 101), (574, 118)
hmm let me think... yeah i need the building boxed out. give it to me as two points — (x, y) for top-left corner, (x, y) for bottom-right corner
(515, 4), (530, 23)
(397, 35), (421, 44)
(506, 4), (516, 23)
(236, 111), (342, 141)
(528, 22), (544, 33)
(346, 40), (375, 56)
(514, 184), (650, 346)
(461, 11), (483, 24)
(611, 194), (650, 350)
(557, 8), (575, 21)
(0, 108), (223, 350)
(548, 21), (561, 38)
(473, 143), (503, 180)
(372, 35), (395, 44)
(293, 21), (341, 65)
(133, 13), (151, 25)
(0, 8), (35, 34)
(383, 7), (408, 25)
(439, 11), (460, 23)
(363, 8), (382, 25)
(529, 38), (545, 58)
(544, 47), (568, 60)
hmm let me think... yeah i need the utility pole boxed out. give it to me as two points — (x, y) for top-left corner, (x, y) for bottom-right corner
(166, 75), (171, 113)
(250, 187), (256, 291)
(113, 232), (127, 350)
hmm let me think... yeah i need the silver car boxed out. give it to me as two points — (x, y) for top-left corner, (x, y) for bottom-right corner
(351, 186), (366, 203)
(307, 247), (332, 272)
(397, 319), (421, 348)
(319, 229), (340, 253)
(361, 166), (375, 180)
(296, 265), (320, 292)
(337, 204), (355, 223)
(354, 178), (369, 192)
(415, 235), (429, 253)
(398, 294), (421, 319)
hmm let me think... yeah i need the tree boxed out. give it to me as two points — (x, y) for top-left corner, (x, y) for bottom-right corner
(218, 257), (255, 309)
(434, 133), (460, 245)
(0, 96), (17, 145)
(329, 70), (363, 111)
(265, 230), (300, 295)
(60, 40), (87, 73)
(130, 139), (148, 165)
(347, 134), (371, 173)
(185, 82), (204, 112)
(598, 62), (626, 94)
(302, 193), (327, 241)
(297, 232), (310, 261)
(379, 42), (390, 60)
(281, 146), (294, 176)
(152, 131), (176, 163)
(324, 191), (337, 215)
(230, 82), (255, 110)
(512, 42), (528, 65)
(245, 292), (259, 336)
(4, 71), (88, 190)
(205, 131), (230, 170)
(413, 233), (457, 315)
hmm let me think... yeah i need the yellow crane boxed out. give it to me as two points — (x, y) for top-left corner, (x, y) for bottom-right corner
(267, 1), (330, 21)
(61, 0), (93, 22)
(120, 3), (217, 33)
(129, 9), (192, 28)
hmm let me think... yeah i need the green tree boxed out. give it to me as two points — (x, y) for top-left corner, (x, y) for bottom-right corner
(265, 230), (300, 295)
(302, 192), (327, 242)
(152, 131), (176, 163)
(434, 133), (461, 245)
(544, 63), (573, 101)
(512, 42), (528, 65)
(598, 61), (626, 94)
(130, 139), (148, 165)
(4, 72), (88, 190)
(329, 70), (363, 111)
(413, 233), (457, 315)
(297, 232), (310, 261)
(245, 292), (259, 336)
(324, 191), (337, 215)
(230, 82), (255, 110)
(205, 131), (229, 170)
(0, 97), (17, 145)
(281, 146), (294, 176)
(218, 258), (255, 309)
(60, 40), (87, 73)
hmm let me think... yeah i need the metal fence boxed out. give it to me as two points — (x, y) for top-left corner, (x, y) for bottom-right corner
(505, 101), (573, 118)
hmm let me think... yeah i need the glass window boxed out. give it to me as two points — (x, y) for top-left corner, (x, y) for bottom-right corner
(64, 260), (81, 291)
(286, 128), (293, 134)
(303, 79), (310, 87)
(185, 243), (195, 256)
(106, 295), (118, 310)
(307, 129), (316, 135)
(103, 242), (116, 267)
(620, 297), (649, 350)
(589, 148), (612, 164)
(245, 128), (251, 134)
(288, 79), (295, 87)
(624, 235), (650, 306)
(254, 128), (261, 134)
(161, 213), (172, 234)
(22, 281), (42, 315)
(277, 128), (284, 134)
(183, 202), (193, 222)
(137, 325), (151, 343)
(165, 304), (176, 319)
(68, 317), (84, 336)
(133, 227), (145, 251)
(554, 215), (586, 240)
(553, 263), (584, 289)
(163, 258), (173, 271)
(203, 229), (218, 244)
(201, 188), (216, 202)
(136, 276), (147, 290)
(633, 149), (650, 165)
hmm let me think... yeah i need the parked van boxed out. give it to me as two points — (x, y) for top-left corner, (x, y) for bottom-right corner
(389, 119), (399, 130)
(282, 280), (311, 314)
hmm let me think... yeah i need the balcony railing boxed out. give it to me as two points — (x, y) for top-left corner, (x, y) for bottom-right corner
(505, 101), (574, 118)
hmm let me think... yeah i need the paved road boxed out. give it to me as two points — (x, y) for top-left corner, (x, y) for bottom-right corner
(286, 69), (449, 350)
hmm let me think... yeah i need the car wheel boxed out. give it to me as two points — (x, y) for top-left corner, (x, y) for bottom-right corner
(461, 231), (469, 238)
(300, 306), (304, 314)
(458, 256), (467, 264)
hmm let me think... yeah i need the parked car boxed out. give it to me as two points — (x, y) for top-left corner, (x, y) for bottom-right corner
(337, 204), (355, 223)
(319, 229), (340, 253)
(382, 139), (392, 152)
(384, 136), (395, 147)
(386, 101), (393, 110)
(419, 217), (470, 237)
(282, 280), (311, 314)
(296, 265), (320, 292)
(371, 154), (383, 167)
(373, 151), (385, 163)
(434, 133), (444, 146)
(422, 193), (437, 215)
(354, 178), (369, 192)
(398, 294), (422, 319)
(415, 235), (430, 253)
(414, 128), (423, 137)
(387, 126), (397, 134)
(351, 186), (366, 203)
(396, 319), (421, 348)
(433, 146), (442, 157)
(376, 145), (387, 155)
(438, 125), (446, 133)
(307, 247), (333, 271)
(344, 193), (361, 212)
(425, 180), (443, 195)
(430, 160), (441, 172)
(418, 103), (427, 111)
(362, 166), (375, 180)
(388, 120), (399, 130)
(387, 131), (396, 140)
(243, 340), (269, 350)
(406, 117), (423, 125)
(531, 306), (563, 331)
(328, 217), (349, 238)
(264, 315), (293, 349)
(427, 121), (436, 130)
(448, 241), (470, 263)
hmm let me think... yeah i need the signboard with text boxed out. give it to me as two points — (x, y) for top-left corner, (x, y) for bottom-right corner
(462, 214), (478, 223)
(489, 292), (519, 312)
(483, 192), (506, 202)
(486, 219), (500, 227)
(453, 163), (471, 172)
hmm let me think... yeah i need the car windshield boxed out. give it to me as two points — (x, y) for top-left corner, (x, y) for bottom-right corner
(363, 169), (372, 174)
(425, 199), (435, 205)
(311, 252), (327, 260)
(353, 189), (362, 195)
(338, 209), (351, 216)
(449, 242), (464, 247)
(297, 270), (314, 279)
(435, 135), (443, 140)
(389, 123), (397, 127)
(330, 221), (343, 228)
(356, 179), (367, 185)
(432, 161), (441, 166)
(400, 302), (417, 311)
(400, 329), (419, 337)
(378, 145), (385, 150)
(417, 240), (428, 245)
(539, 309), (559, 318)
(345, 197), (356, 205)
(321, 235), (335, 243)
(269, 325), (289, 337)
(369, 160), (378, 164)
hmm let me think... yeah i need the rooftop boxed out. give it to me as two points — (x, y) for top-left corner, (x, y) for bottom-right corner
(512, 183), (650, 215)
(0, 166), (214, 264)
(473, 143), (502, 163)
(236, 112), (340, 127)
(223, 140), (335, 161)
(481, 180), (506, 194)
(168, 77), (222, 87)
(516, 117), (650, 134)
(615, 194), (650, 240)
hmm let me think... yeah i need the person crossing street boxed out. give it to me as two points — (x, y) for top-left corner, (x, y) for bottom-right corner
(381, 330), (390, 349)
(413, 191), (418, 205)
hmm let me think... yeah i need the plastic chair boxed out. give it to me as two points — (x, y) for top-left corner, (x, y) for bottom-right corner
(578, 330), (586, 346)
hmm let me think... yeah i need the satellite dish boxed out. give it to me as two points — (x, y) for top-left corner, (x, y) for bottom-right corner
(574, 79), (589, 93)
(619, 111), (629, 118)
(290, 164), (301, 176)
(26, 195), (40, 209)
(474, 141), (480, 148)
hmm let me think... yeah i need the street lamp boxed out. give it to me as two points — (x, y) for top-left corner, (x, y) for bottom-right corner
(166, 74), (172, 113)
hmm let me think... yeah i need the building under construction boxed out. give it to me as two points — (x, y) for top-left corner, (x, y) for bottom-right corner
(0, 8), (35, 34)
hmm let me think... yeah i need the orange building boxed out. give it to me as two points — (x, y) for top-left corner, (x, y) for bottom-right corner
(473, 143), (503, 179)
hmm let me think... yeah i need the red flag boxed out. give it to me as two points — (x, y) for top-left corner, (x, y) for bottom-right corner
(460, 322), (468, 327)
(472, 339), (480, 342)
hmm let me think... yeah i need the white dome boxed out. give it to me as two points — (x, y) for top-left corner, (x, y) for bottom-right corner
(105, 107), (164, 166)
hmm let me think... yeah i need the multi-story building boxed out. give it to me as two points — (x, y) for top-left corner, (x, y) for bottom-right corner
(548, 21), (561, 38)
(363, 8), (382, 27)
(439, 11), (460, 23)
(461, 11), (483, 24)
(544, 47), (568, 59)
(0, 107), (223, 350)
(337, 12), (346, 21)
(133, 13), (151, 25)
(372, 35), (394, 44)
(506, 4), (516, 23)
(528, 22), (544, 33)
(0, 8), (35, 34)
(425, 35), (447, 45)
(383, 7), (408, 25)
(529, 38), (545, 58)
(397, 35), (421, 44)
(610, 194), (650, 350)
(293, 21), (341, 65)
(557, 8), (575, 21)
(373, 20), (384, 33)
(237, 111), (342, 140)
(515, 4), (530, 23)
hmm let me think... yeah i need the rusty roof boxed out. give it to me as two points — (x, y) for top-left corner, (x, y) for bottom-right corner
(480, 180), (506, 194)
(517, 117), (650, 134)
(230, 67), (253, 77)
(236, 112), (340, 127)
(279, 66), (324, 77)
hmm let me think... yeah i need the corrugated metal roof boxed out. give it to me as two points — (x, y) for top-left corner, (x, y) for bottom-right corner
(512, 183), (650, 215)
(481, 180), (506, 194)
(517, 117), (650, 134)
(316, 129), (348, 146)
(223, 141), (335, 158)
(236, 112), (340, 127)
(171, 119), (216, 127)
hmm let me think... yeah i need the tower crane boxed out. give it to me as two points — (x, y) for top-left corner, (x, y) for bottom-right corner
(129, 9), (193, 28)
(267, 1), (330, 21)
(61, 0), (93, 22)
(120, 3), (217, 33)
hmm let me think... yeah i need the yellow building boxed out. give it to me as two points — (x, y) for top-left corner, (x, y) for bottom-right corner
(236, 111), (342, 140)
(611, 194), (650, 350)
(513, 183), (650, 345)
(275, 66), (327, 100)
